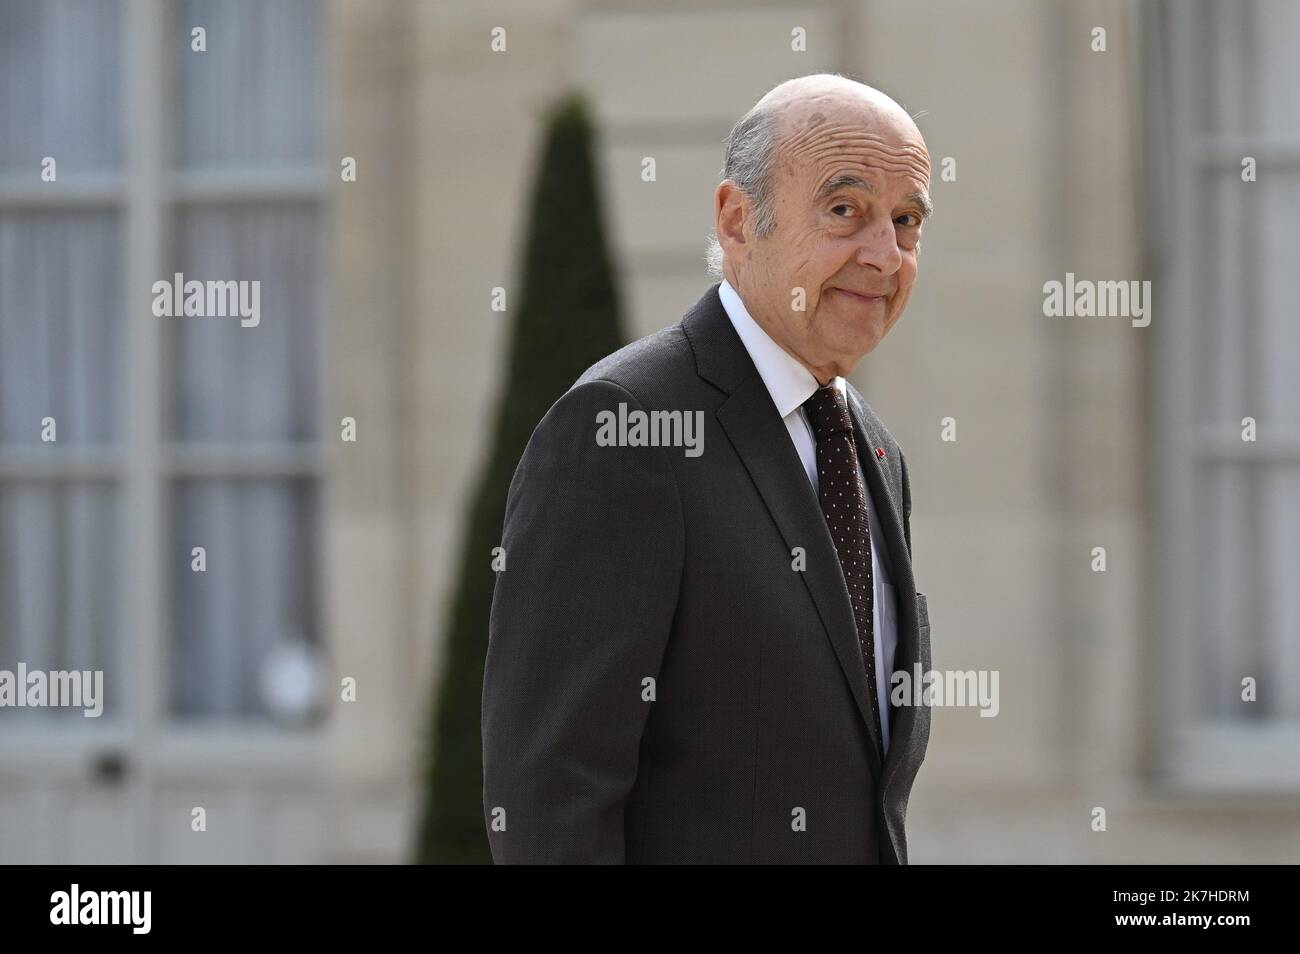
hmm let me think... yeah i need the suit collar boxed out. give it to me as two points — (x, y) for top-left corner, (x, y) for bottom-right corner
(681, 281), (754, 396)
(716, 278), (840, 418)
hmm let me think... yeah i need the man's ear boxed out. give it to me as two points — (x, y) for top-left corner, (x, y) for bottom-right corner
(715, 180), (748, 259)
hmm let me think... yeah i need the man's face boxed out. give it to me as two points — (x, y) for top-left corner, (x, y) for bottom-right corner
(721, 100), (931, 381)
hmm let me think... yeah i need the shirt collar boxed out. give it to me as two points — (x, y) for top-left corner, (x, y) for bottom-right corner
(717, 278), (844, 417)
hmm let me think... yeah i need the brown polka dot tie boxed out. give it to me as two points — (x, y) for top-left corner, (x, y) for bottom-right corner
(803, 383), (884, 757)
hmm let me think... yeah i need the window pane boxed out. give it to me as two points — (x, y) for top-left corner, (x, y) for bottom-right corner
(170, 480), (319, 720)
(174, 0), (322, 169)
(1193, 463), (1267, 721)
(1193, 170), (1254, 428)
(165, 204), (320, 442)
(0, 0), (123, 173)
(0, 212), (122, 445)
(1194, 0), (1255, 138)
(0, 481), (120, 723)
(1260, 172), (1300, 430)
(1263, 468), (1300, 720)
(1257, 0), (1300, 139)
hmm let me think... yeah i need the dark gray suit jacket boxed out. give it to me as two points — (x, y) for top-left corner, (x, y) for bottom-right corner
(482, 282), (931, 864)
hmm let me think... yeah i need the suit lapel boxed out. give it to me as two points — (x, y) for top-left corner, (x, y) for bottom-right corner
(848, 402), (909, 584)
(684, 285), (886, 772)
(716, 379), (886, 771)
(847, 391), (922, 792)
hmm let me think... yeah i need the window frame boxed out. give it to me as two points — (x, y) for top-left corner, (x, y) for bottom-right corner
(1146, 0), (1300, 793)
(0, 0), (332, 770)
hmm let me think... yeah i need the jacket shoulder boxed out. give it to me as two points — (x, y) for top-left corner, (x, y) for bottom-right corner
(572, 321), (697, 406)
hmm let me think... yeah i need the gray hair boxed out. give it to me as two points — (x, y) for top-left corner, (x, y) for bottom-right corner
(705, 103), (782, 281)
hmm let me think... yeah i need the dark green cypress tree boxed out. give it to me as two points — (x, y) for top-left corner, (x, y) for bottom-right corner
(414, 91), (625, 863)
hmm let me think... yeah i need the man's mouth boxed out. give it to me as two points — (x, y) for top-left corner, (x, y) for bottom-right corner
(830, 287), (888, 305)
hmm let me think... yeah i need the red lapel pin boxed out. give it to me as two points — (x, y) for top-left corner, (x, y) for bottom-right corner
(875, 447), (886, 460)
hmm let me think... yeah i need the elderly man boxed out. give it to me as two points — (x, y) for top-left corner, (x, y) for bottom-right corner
(483, 73), (933, 864)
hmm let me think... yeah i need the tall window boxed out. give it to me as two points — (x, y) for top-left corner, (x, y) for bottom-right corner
(1147, 0), (1300, 788)
(0, 0), (327, 728)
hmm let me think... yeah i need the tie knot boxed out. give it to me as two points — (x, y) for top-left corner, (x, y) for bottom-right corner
(803, 382), (853, 438)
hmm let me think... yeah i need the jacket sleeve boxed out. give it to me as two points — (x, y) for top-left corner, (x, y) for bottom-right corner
(481, 378), (685, 863)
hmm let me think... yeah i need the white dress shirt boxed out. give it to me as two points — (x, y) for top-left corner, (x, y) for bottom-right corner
(717, 278), (900, 755)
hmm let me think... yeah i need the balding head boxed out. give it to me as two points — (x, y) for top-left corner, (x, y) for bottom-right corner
(754, 73), (922, 135)
(710, 73), (932, 381)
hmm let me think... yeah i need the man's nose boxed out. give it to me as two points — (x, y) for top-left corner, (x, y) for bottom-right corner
(855, 219), (903, 274)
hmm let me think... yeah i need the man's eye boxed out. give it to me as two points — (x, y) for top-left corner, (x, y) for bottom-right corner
(831, 204), (855, 217)
(896, 213), (921, 227)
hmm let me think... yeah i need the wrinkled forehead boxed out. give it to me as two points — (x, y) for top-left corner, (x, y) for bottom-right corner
(774, 100), (931, 191)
